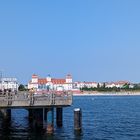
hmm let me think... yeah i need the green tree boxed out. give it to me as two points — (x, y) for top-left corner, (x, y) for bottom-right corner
(97, 83), (100, 89)
(103, 83), (106, 88)
(18, 84), (25, 91)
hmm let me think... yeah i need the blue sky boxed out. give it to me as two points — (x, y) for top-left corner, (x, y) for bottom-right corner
(0, 0), (140, 84)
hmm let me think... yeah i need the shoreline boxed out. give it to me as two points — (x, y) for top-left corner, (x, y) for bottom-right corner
(73, 92), (140, 96)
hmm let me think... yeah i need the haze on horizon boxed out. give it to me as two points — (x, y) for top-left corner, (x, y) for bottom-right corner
(0, 0), (140, 84)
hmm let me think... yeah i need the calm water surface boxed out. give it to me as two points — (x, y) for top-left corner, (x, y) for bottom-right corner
(0, 95), (140, 140)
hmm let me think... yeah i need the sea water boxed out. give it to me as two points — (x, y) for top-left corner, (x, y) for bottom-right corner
(0, 95), (140, 140)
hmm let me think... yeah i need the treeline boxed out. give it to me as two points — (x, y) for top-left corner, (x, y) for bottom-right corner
(80, 84), (140, 92)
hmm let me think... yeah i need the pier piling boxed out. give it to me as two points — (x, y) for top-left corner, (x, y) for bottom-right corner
(33, 109), (43, 129)
(74, 108), (82, 132)
(28, 109), (33, 122)
(0, 109), (11, 120)
(56, 107), (63, 127)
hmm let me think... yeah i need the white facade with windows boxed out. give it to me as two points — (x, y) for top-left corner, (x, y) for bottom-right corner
(28, 74), (73, 91)
(0, 78), (19, 91)
(74, 82), (98, 89)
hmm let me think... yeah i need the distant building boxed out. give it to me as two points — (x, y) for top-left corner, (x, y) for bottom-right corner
(129, 83), (135, 88)
(0, 77), (18, 91)
(74, 81), (98, 89)
(28, 74), (73, 91)
(74, 81), (130, 89)
(105, 81), (130, 88)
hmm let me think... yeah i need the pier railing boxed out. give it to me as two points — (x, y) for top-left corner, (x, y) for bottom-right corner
(0, 91), (72, 108)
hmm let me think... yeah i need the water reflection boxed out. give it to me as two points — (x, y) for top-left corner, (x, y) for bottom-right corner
(0, 109), (76, 140)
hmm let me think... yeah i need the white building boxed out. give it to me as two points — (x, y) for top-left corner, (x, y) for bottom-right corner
(74, 82), (98, 89)
(28, 74), (73, 91)
(0, 77), (18, 91)
(105, 81), (130, 88)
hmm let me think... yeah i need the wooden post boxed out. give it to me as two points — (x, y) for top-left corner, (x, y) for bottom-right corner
(7, 109), (11, 120)
(0, 109), (11, 120)
(33, 109), (43, 129)
(43, 108), (47, 129)
(56, 107), (63, 127)
(74, 108), (82, 131)
(28, 109), (33, 122)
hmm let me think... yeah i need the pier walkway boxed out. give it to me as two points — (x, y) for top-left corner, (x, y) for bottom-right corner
(0, 91), (72, 108)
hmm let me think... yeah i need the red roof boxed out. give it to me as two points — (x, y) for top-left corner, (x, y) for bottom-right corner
(38, 79), (47, 84)
(36, 78), (66, 84)
(51, 79), (66, 84)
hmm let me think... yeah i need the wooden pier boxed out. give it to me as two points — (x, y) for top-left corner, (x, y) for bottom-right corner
(0, 91), (73, 133)
(0, 91), (72, 108)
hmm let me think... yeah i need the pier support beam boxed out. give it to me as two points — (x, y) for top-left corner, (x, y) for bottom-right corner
(0, 109), (11, 120)
(74, 108), (82, 132)
(46, 108), (54, 134)
(33, 109), (43, 129)
(43, 108), (47, 130)
(56, 107), (63, 127)
(28, 109), (33, 122)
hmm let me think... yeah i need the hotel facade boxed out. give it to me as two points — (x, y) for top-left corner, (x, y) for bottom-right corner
(28, 74), (73, 91)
